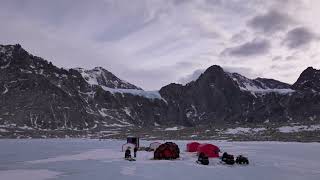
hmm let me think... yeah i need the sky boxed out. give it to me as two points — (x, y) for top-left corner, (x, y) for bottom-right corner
(0, 0), (319, 90)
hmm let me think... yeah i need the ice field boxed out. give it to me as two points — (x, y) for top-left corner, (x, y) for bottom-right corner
(0, 139), (320, 180)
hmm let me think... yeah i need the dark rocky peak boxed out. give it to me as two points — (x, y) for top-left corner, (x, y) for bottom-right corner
(75, 67), (141, 90)
(196, 65), (234, 88)
(0, 44), (18, 67)
(159, 83), (184, 98)
(292, 67), (320, 91)
(1, 44), (45, 69)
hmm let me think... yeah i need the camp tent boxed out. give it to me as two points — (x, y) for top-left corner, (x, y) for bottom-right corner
(186, 142), (201, 152)
(122, 143), (135, 152)
(197, 143), (220, 158)
(154, 142), (180, 160)
(149, 142), (162, 151)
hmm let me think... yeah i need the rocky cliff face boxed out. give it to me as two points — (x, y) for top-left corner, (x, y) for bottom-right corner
(0, 44), (166, 132)
(1, 44), (320, 137)
(160, 65), (320, 126)
(292, 67), (320, 92)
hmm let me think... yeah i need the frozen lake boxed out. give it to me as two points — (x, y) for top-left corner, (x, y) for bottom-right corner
(0, 139), (320, 180)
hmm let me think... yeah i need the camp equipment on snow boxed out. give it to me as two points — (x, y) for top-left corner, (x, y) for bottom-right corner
(149, 142), (162, 151)
(125, 148), (131, 159)
(221, 152), (235, 165)
(197, 144), (220, 158)
(186, 142), (201, 152)
(154, 142), (180, 160)
(197, 152), (209, 165)
(236, 155), (249, 165)
(122, 143), (135, 152)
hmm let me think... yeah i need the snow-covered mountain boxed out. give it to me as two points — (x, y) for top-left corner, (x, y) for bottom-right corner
(75, 67), (163, 99)
(1, 44), (320, 139)
(75, 67), (141, 90)
(227, 72), (294, 94)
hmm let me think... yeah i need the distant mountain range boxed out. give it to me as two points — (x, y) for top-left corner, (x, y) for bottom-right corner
(1, 44), (320, 139)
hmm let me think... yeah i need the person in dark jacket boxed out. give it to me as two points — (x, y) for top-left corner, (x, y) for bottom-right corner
(134, 147), (138, 158)
(125, 147), (131, 159)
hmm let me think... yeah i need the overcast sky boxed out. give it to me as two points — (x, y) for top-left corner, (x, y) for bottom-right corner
(1, 0), (319, 90)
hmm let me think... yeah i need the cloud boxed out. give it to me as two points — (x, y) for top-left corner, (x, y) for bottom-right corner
(230, 30), (250, 43)
(178, 69), (205, 85)
(282, 27), (319, 49)
(272, 56), (282, 61)
(223, 66), (261, 78)
(247, 9), (295, 34)
(0, 0), (319, 89)
(221, 38), (271, 57)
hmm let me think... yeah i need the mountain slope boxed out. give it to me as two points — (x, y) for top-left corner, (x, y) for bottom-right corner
(75, 67), (142, 90)
(1, 44), (320, 139)
(292, 67), (320, 92)
(0, 44), (166, 132)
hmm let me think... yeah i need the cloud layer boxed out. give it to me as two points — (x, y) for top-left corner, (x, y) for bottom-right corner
(0, 0), (319, 89)
(222, 39), (271, 57)
(283, 27), (319, 49)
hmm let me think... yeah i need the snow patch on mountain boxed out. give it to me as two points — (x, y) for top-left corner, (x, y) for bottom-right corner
(223, 127), (266, 134)
(75, 67), (165, 100)
(278, 125), (320, 133)
(75, 67), (140, 89)
(227, 72), (294, 94)
(164, 126), (185, 131)
(1, 85), (8, 95)
(102, 86), (163, 100)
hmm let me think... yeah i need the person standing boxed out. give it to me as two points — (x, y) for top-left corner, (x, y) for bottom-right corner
(134, 146), (138, 158)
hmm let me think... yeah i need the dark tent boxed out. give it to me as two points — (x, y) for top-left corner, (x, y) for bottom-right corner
(154, 142), (180, 160)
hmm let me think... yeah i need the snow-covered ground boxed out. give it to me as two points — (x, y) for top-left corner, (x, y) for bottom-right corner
(0, 139), (320, 180)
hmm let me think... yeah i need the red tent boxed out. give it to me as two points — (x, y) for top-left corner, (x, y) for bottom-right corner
(186, 142), (201, 152)
(197, 144), (220, 158)
(154, 142), (180, 160)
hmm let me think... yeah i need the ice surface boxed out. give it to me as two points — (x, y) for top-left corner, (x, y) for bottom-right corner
(0, 170), (61, 180)
(0, 139), (320, 180)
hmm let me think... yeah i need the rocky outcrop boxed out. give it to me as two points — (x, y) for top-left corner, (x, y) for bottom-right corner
(292, 67), (320, 92)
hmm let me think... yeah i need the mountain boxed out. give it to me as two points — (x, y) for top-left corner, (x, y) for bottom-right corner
(292, 67), (320, 92)
(75, 67), (142, 90)
(0, 44), (166, 132)
(1, 44), (320, 140)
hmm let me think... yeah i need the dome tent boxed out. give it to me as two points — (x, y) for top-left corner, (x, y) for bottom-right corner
(122, 143), (135, 152)
(149, 142), (162, 151)
(154, 142), (180, 160)
(186, 142), (201, 152)
(197, 144), (220, 158)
